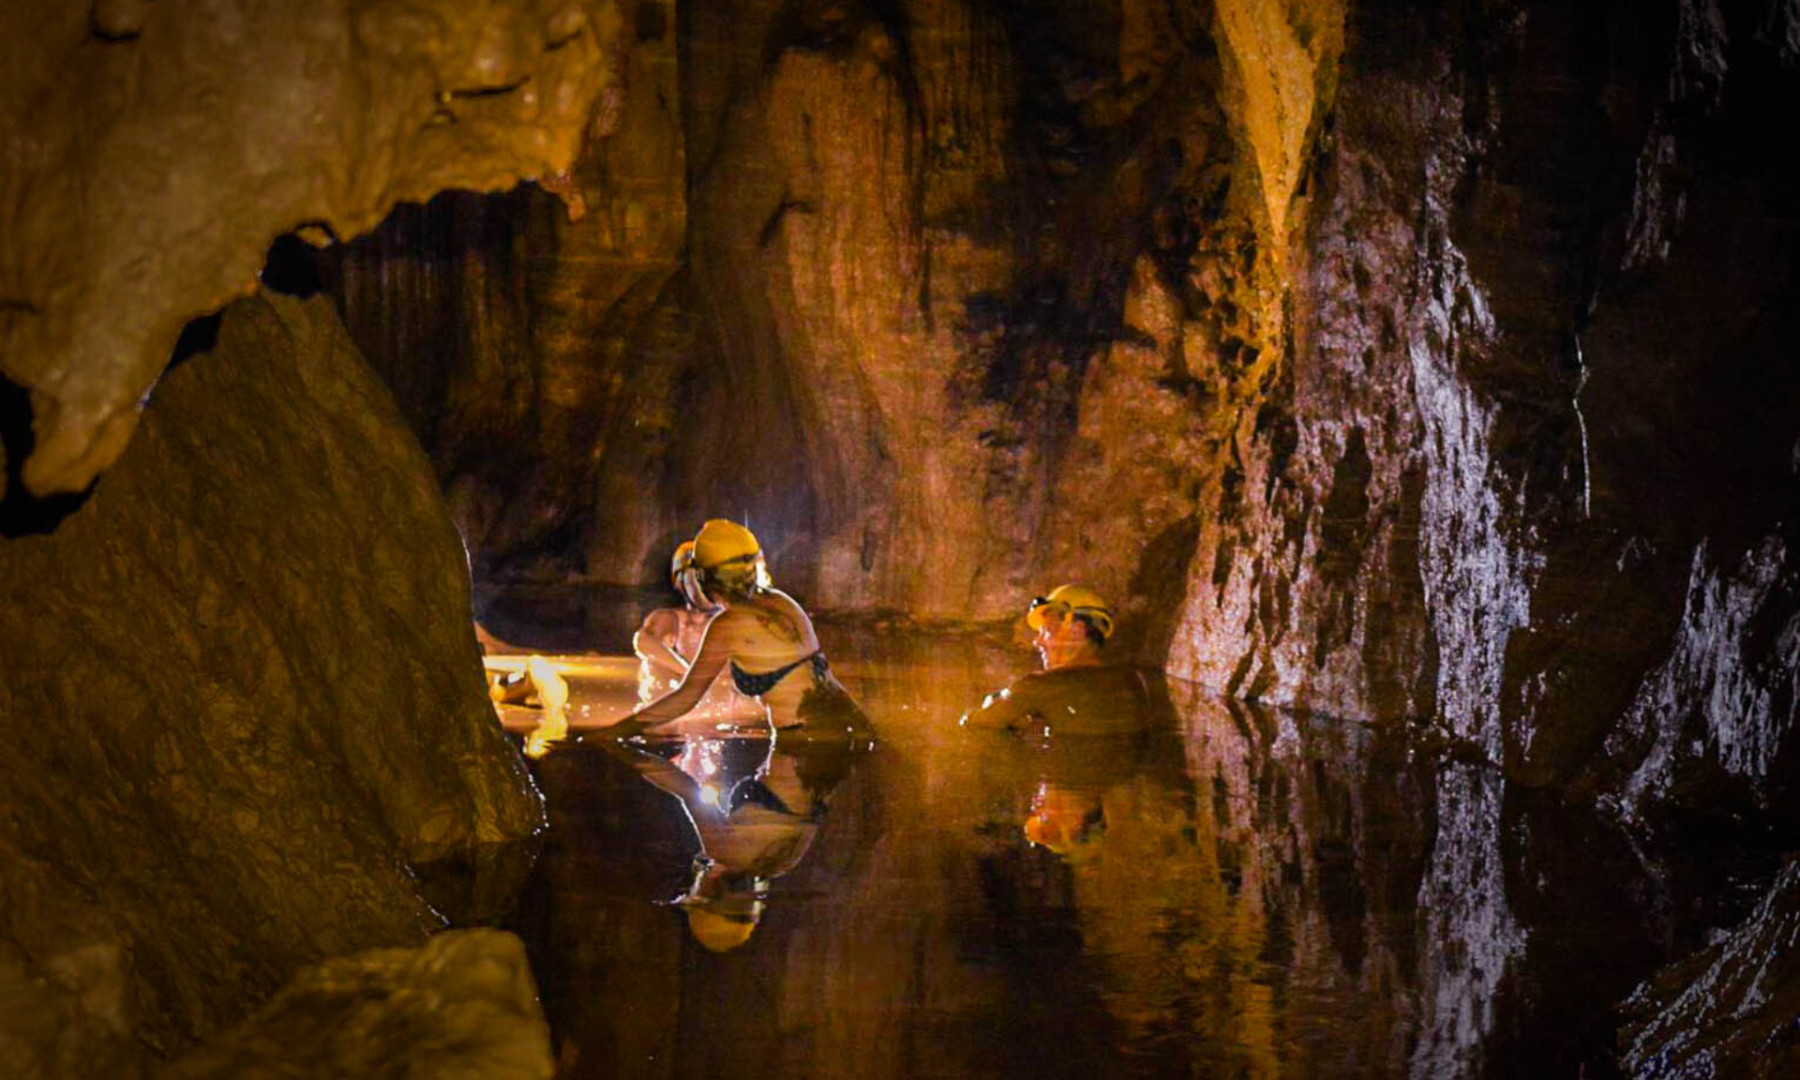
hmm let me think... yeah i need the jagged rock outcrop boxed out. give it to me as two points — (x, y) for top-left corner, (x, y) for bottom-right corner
(0, 0), (630, 498)
(1622, 857), (1800, 1079)
(163, 930), (552, 1079)
(320, 0), (686, 582)
(0, 292), (543, 1074)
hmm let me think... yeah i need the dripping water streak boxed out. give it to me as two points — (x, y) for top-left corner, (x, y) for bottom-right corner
(1573, 334), (1592, 519)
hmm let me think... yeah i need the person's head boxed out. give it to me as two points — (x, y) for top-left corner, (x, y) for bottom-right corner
(1026, 584), (1114, 669)
(692, 519), (770, 599)
(670, 540), (715, 610)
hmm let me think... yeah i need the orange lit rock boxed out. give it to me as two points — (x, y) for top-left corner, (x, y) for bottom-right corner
(163, 930), (552, 1078)
(0, 293), (542, 1068)
(1213, 0), (1344, 250)
(0, 0), (631, 496)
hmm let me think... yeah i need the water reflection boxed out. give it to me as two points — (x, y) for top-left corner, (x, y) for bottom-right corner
(511, 631), (1656, 1078)
(604, 733), (857, 952)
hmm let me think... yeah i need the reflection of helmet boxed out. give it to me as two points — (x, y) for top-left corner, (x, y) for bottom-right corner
(685, 905), (762, 953)
(1023, 785), (1106, 859)
(693, 519), (761, 570)
(670, 541), (697, 586)
(681, 872), (768, 953)
(1026, 584), (1115, 640)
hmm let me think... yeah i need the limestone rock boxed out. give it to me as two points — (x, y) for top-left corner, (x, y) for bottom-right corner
(1622, 858), (1800, 1079)
(323, 0), (686, 582)
(0, 0), (631, 496)
(161, 930), (552, 1080)
(0, 292), (543, 1070)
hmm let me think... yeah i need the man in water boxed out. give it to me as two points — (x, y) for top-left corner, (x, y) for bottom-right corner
(960, 584), (1150, 736)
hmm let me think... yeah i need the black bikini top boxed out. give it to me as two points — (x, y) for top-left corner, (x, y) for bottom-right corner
(731, 652), (828, 697)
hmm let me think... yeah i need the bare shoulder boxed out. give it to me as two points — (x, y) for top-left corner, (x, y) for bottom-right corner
(638, 607), (679, 635)
(743, 590), (813, 644)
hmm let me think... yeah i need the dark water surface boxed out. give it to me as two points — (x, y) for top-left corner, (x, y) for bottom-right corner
(504, 625), (1665, 1079)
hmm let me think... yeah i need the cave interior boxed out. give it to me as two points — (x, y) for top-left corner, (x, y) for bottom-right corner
(3, 0), (1800, 1076)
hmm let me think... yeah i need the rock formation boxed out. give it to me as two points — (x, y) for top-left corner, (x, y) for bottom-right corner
(162, 930), (553, 1079)
(0, 293), (544, 1073)
(0, 0), (630, 498)
(1623, 857), (1800, 1079)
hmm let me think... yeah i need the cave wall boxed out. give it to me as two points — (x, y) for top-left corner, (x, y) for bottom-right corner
(318, 0), (1800, 843)
(326, 0), (1346, 641)
(0, 3), (656, 1071)
(0, 293), (545, 1074)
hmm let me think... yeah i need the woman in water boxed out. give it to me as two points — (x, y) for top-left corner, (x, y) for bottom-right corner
(632, 541), (717, 703)
(606, 519), (865, 738)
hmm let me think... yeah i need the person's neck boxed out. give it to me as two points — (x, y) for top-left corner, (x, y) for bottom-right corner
(1042, 645), (1103, 671)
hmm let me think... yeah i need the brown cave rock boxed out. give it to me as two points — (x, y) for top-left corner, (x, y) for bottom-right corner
(0, 0), (631, 498)
(0, 292), (543, 1071)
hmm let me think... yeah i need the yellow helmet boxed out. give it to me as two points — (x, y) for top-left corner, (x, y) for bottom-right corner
(669, 540), (697, 586)
(693, 519), (762, 571)
(684, 902), (763, 953)
(1026, 584), (1115, 640)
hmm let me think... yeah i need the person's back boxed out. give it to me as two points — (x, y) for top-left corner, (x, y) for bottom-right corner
(607, 521), (866, 737)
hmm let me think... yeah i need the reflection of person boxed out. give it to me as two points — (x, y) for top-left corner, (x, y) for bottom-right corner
(633, 541), (716, 703)
(608, 520), (866, 737)
(1023, 783), (1106, 860)
(961, 584), (1150, 736)
(1021, 729), (1146, 863)
(610, 734), (852, 952)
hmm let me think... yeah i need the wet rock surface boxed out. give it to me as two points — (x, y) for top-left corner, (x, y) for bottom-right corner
(1623, 857), (1800, 1079)
(162, 929), (552, 1080)
(0, 0), (630, 496)
(0, 293), (543, 1073)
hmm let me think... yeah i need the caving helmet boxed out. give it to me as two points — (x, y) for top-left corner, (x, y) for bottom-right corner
(1022, 783), (1106, 862)
(1026, 584), (1115, 641)
(693, 519), (761, 569)
(670, 540), (697, 587)
(693, 519), (768, 593)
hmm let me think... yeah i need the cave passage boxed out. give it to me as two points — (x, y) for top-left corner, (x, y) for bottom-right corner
(498, 609), (1668, 1079)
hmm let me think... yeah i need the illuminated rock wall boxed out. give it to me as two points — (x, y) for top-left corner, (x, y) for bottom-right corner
(328, 0), (1342, 637)
(0, 294), (544, 1073)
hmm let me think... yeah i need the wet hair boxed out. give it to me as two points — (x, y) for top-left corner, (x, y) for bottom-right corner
(703, 557), (763, 599)
(1074, 613), (1107, 646)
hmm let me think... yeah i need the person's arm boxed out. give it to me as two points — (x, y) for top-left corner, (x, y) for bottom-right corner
(605, 614), (738, 736)
(959, 679), (1039, 730)
(633, 610), (691, 675)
